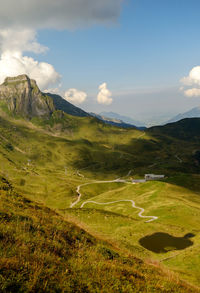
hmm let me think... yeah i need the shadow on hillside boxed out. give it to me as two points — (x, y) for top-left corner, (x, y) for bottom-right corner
(61, 208), (140, 221)
(139, 232), (194, 253)
(71, 134), (197, 178)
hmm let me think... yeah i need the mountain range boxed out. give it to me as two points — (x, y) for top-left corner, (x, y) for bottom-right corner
(100, 111), (145, 127)
(90, 112), (142, 129)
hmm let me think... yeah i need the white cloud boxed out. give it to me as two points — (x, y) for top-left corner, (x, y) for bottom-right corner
(184, 88), (200, 97)
(181, 66), (200, 86)
(0, 29), (47, 54)
(64, 88), (87, 104)
(0, 1), (124, 93)
(0, 51), (60, 90)
(43, 85), (63, 96)
(97, 82), (113, 105)
(0, 29), (60, 90)
(0, 0), (123, 30)
(180, 66), (200, 98)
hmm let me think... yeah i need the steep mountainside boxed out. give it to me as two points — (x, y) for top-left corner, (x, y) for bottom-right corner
(48, 93), (90, 117)
(0, 75), (55, 118)
(0, 75), (90, 119)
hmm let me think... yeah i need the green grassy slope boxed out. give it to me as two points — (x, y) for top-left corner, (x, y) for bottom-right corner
(0, 112), (200, 289)
(149, 118), (200, 141)
(1, 177), (195, 292)
(65, 179), (200, 286)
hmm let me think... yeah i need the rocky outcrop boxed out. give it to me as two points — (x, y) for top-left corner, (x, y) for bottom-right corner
(0, 75), (55, 118)
(0, 74), (91, 120)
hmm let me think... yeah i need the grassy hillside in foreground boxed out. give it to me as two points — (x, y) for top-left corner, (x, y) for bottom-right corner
(0, 113), (200, 288)
(1, 177), (196, 292)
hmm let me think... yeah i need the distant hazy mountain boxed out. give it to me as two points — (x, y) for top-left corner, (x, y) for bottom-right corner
(100, 112), (144, 127)
(90, 112), (140, 129)
(167, 106), (200, 124)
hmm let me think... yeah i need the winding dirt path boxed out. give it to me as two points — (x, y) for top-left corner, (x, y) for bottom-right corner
(137, 132), (145, 139)
(80, 199), (158, 223)
(76, 170), (85, 178)
(175, 155), (182, 163)
(70, 170), (158, 223)
(70, 178), (122, 208)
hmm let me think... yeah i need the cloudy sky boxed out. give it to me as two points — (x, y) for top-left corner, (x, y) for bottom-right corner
(1, 0), (200, 124)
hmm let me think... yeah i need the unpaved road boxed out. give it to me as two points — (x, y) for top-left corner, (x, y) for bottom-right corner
(175, 155), (182, 163)
(137, 132), (145, 139)
(70, 178), (122, 208)
(70, 170), (158, 223)
(80, 199), (158, 223)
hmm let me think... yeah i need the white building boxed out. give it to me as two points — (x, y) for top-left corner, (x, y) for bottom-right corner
(145, 174), (165, 181)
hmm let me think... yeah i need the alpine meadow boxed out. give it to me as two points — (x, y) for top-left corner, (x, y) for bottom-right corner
(1, 1), (200, 292)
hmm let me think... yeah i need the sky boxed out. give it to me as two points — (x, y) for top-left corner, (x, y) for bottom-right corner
(1, 0), (200, 125)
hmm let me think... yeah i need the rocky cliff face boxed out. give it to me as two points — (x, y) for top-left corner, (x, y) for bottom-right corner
(0, 75), (55, 118)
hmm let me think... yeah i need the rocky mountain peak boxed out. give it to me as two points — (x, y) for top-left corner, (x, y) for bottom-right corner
(0, 74), (90, 120)
(0, 75), (54, 118)
(4, 74), (31, 83)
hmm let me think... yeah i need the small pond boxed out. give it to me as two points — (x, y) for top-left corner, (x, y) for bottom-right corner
(139, 232), (194, 253)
